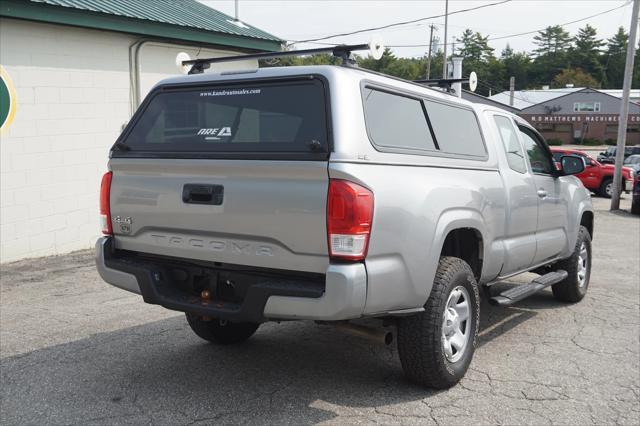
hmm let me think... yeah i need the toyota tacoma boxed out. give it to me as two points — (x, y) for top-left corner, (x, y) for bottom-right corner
(96, 63), (594, 389)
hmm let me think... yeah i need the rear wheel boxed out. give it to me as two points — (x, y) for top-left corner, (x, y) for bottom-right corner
(600, 178), (613, 198)
(551, 226), (591, 303)
(397, 257), (480, 389)
(186, 314), (259, 344)
(600, 178), (623, 198)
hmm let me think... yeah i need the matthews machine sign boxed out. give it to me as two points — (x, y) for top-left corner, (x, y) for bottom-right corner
(525, 114), (640, 124)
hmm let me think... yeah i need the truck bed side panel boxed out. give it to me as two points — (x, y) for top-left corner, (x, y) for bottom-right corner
(329, 162), (505, 314)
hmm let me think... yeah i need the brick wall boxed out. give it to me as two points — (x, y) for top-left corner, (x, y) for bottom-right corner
(0, 18), (255, 262)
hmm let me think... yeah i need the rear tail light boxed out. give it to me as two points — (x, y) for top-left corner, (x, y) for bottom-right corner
(327, 179), (374, 261)
(100, 172), (113, 235)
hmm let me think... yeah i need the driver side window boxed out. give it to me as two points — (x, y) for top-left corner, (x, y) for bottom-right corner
(518, 127), (554, 175)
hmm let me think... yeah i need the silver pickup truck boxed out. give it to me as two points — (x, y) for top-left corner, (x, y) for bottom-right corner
(96, 64), (593, 389)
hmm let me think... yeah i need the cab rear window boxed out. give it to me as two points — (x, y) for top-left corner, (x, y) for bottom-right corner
(118, 79), (328, 155)
(362, 86), (487, 159)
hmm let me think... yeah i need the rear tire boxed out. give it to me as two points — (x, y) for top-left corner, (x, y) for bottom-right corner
(186, 314), (259, 344)
(397, 257), (480, 389)
(551, 226), (591, 303)
(599, 178), (613, 198)
(599, 178), (623, 198)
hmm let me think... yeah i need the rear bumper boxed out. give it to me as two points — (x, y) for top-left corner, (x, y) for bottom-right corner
(95, 237), (366, 322)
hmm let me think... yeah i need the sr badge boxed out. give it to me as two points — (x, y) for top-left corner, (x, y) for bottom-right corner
(113, 216), (132, 234)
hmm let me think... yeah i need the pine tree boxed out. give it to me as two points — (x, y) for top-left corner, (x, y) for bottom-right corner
(602, 26), (628, 88)
(533, 25), (572, 56)
(501, 44), (533, 91)
(531, 26), (572, 86)
(571, 24), (605, 81)
(456, 29), (495, 63)
(452, 29), (498, 95)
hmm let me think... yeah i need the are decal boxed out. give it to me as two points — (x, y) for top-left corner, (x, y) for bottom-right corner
(197, 127), (232, 140)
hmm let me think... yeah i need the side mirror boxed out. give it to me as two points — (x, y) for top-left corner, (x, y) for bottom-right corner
(561, 155), (585, 175)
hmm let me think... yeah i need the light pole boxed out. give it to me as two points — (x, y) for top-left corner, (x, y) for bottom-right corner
(442, 0), (449, 78)
(611, 0), (639, 210)
(426, 24), (437, 79)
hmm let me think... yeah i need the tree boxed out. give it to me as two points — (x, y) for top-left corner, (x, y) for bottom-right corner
(570, 24), (604, 80)
(602, 26), (628, 88)
(533, 25), (572, 56)
(452, 29), (498, 95)
(501, 44), (533, 92)
(531, 26), (572, 86)
(455, 29), (495, 63)
(358, 47), (397, 73)
(552, 68), (599, 88)
(358, 48), (426, 80)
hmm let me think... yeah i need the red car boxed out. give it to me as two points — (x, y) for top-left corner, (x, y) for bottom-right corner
(551, 148), (635, 198)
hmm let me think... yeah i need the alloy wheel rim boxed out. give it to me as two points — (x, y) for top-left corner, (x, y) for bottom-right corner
(577, 242), (589, 288)
(442, 286), (471, 363)
(606, 182), (613, 196)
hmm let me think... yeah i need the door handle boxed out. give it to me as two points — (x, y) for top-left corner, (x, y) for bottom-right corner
(537, 189), (547, 198)
(182, 184), (224, 205)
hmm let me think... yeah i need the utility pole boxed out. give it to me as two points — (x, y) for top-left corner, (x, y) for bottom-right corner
(426, 24), (436, 79)
(442, 0), (449, 78)
(509, 76), (515, 107)
(611, 0), (639, 210)
(452, 57), (463, 97)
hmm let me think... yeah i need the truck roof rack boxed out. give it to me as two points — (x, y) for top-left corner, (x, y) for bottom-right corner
(414, 73), (478, 94)
(414, 78), (468, 89)
(182, 39), (384, 75)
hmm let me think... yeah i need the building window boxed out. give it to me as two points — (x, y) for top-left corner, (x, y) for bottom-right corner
(573, 102), (601, 112)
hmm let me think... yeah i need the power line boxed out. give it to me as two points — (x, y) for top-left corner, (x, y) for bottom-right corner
(386, 1), (630, 49)
(291, 0), (512, 44)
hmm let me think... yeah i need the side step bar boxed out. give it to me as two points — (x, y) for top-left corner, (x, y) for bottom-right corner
(490, 270), (568, 306)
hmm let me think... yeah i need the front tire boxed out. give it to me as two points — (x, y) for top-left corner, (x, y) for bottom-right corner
(186, 314), (259, 344)
(551, 226), (592, 303)
(397, 257), (480, 389)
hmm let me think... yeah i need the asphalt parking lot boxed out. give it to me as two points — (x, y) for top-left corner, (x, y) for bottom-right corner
(1, 196), (639, 425)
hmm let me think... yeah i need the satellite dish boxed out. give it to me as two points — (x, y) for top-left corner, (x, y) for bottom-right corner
(176, 52), (192, 74)
(468, 71), (478, 92)
(369, 35), (384, 60)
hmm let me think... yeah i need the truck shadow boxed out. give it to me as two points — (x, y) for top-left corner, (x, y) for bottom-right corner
(1, 289), (563, 424)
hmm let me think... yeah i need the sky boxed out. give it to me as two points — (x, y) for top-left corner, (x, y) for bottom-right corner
(202, 0), (634, 58)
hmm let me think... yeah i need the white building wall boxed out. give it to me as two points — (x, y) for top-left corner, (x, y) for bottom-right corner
(0, 18), (256, 263)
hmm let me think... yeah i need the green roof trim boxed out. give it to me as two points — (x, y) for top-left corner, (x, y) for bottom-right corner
(0, 0), (283, 52)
